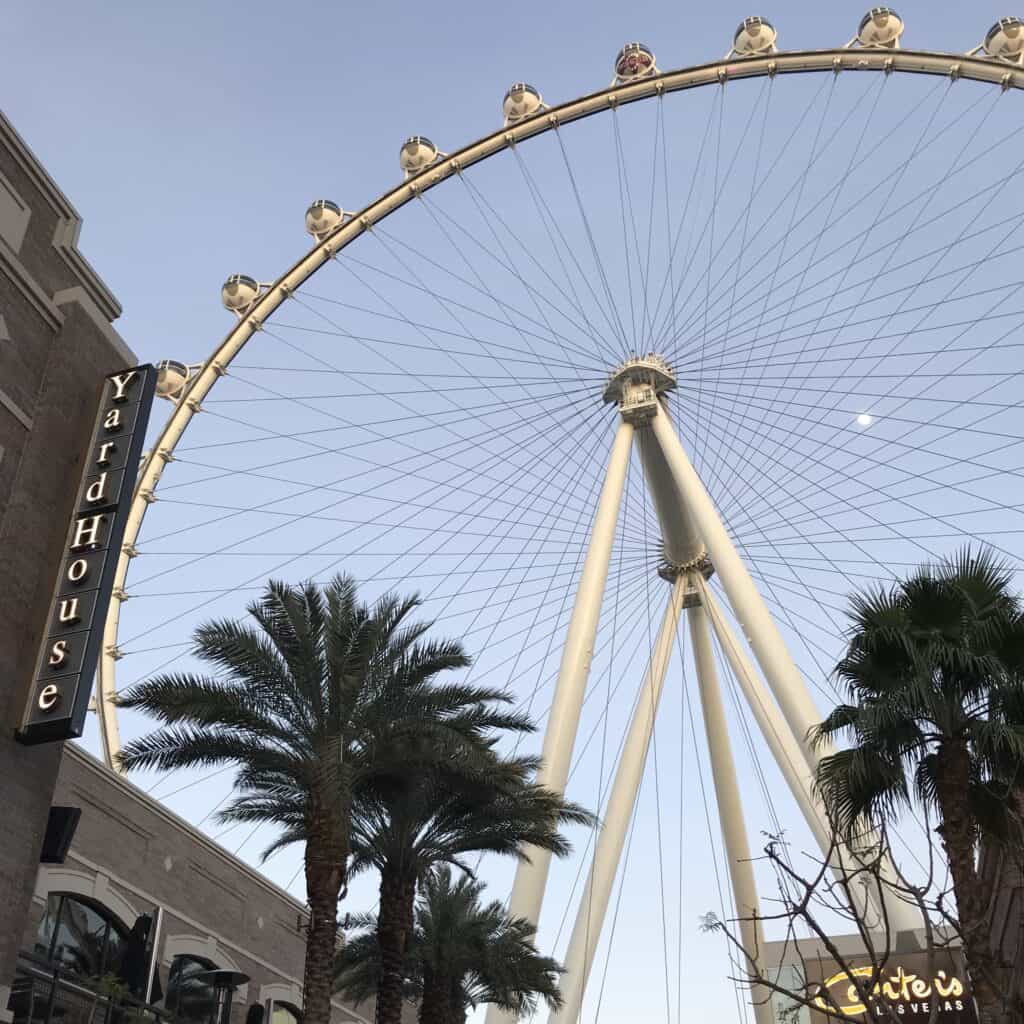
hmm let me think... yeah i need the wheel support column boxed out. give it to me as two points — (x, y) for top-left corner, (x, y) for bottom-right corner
(648, 404), (823, 765)
(548, 577), (687, 1024)
(688, 589), (773, 1024)
(486, 420), (634, 1024)
(648, 405), (921, 935)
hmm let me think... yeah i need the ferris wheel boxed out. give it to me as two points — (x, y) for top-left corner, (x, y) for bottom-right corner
(91, 10), (1024, 1022)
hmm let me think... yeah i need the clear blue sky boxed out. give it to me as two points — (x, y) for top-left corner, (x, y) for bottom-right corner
(4, 3), (1021, 1023)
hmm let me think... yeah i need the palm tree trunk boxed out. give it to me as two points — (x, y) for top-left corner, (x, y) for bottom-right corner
(303, 854), (345, 1024)
(933, 739), (1005, 1022)
(416, 967), (447, 1024)
(447, 980), (466, 1024)
(375, 869), (416, 1024)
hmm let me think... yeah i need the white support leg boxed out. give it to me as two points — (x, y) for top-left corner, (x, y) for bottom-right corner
(648, 407), (922, 932)
(696, 567), (922, 934)
(648, 405), (825, 764)
(547, 578), (687, 1024)
(687, 591), (774, 1024)
(491, 420), (633, 984)
(697, 579), (834, 858)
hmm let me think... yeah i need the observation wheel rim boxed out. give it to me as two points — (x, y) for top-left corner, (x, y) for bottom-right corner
(97, 44), (1024, 768)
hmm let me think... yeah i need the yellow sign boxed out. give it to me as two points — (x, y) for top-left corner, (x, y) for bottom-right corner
(812, 963), (970, 1019)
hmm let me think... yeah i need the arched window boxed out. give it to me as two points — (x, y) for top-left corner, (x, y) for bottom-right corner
(165, 954), (219, 1024)
(270, 1002), (301, 1024)
(34, 893), (128, 980)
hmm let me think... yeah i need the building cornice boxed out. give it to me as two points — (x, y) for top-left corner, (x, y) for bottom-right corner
(0, 108), (122, 322)
(0, 109), (76, 221)
(65, 743), (309, 920)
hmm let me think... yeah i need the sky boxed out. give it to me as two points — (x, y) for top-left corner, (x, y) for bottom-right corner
(4, 3), (1023, 1023)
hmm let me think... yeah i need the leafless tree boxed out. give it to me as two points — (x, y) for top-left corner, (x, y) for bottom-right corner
(700, 823), (974, 1024)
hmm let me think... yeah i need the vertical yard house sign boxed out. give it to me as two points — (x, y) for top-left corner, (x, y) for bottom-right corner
(18, 364), (156, 744)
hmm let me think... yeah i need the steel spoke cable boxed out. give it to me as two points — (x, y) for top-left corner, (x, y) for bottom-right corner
(638, 94), (664, 356)
(201, 377), (599, 403)
(642, 78), (722, 347)
(455, 169), (620, 367)
(272, 301), (590, 373)
(648, 75), (793, 348)
(512, 144), (625, 356)
(318, 242), (607, 372)
(327, 229), (659, 530)
(717, 73), (893, 498)
(689, 70), (841, 472)
(685, 380), (1024, 541)
(724, 379), (1024, 535)
(610, 106), (640, 351)
(670, 396), (871, 650)
(676, 382), (959, 576)
(167, 382), (607, 517)
(664, 77), (993, 359)
(610, 101), (660, 352)
(121, 398), (612, 641)
(656, 72), (859, 353)
(692, 303), (1024, 381)
(284, 283), (610, 506)
(745, 88), (1005, 483)
(694, 81), (726, 481)
(728, 249), (1024, 525)
(210, 336), (614, 525)
(554, 126), (632, 355)
(133, 392), (607, 573)
(216, 327), (592, 506)
(409, 191), (612, 537)
(398, 402), (615, 665)
(674, 222), (1024, 374)
(373, 208), (608, 370)
(687, 368), (1024, 528)
(707, 70), (775, 489)
(656, 94), (680, 383)
(448, 174), (608, 375)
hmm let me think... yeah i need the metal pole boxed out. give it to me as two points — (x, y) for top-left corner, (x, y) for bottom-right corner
(548, 577), (686, 1024)
(687, 591), (773, 1024)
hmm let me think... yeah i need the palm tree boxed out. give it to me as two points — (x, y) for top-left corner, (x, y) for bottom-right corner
(349, 748), (591, 1024)
(115, 576), (532, 1024)
(812, 548), (1024, 1022)
(336, 867), (563, 1024)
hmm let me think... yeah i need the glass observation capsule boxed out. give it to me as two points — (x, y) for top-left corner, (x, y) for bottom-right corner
(857, 7), (904, 47)
(614, 43), (657, 82)
(984, 16), (1024, 60)
(155, 360), (191, 402)
(400, 136), (440, 178)
(220, 274), (260, 313)
(305, 199), (344, 238)
(503, 83), (544, 123)
(732, 16), (778, 55)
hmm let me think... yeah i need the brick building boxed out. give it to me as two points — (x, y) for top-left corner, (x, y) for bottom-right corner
(0, 107), (380, 1024)
(21, 745), (372, 1024)
(0, 103), (135, 1018)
